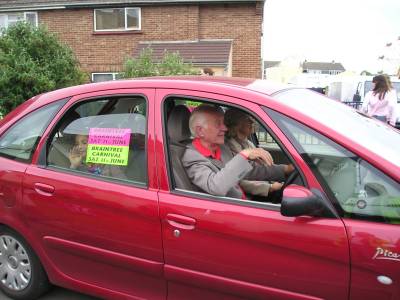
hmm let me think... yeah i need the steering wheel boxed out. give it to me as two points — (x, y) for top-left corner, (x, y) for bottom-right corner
(282, 169), (300, 191)
(268, 169), (300, 204)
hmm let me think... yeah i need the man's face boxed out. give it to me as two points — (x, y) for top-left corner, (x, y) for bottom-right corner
(200, 113), (227, 145)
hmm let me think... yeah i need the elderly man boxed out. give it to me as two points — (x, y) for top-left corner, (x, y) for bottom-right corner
(182, 104), (291, 199)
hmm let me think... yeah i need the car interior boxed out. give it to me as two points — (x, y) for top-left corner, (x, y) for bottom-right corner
(164, 97), (303, 204)
(47, 96), (147, 184)
(273, 113), (400, 223)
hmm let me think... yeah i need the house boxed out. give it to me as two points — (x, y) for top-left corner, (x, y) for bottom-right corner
(263, 59), (346, 84)
(302, 60), (345, 75)
(0, 0), (264, 81)
(263, 60), (280, 78)
(133, 40), (233, 76)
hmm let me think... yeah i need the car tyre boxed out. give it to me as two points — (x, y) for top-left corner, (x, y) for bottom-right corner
(0, 227), (50, 300)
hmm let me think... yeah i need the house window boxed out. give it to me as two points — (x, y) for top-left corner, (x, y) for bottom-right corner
(94, 8), (141, 31)
(92, 73), (121, 83)
(0, 12), (38, 30)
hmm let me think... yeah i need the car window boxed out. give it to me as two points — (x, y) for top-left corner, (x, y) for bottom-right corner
(272, 88), (400, 167)
(164, 97), (300, 206)
(254, 125), (283, 159)
(0, 101), (64, 163)
(47, 96), (147, 185)
(268, 109), (400, 224)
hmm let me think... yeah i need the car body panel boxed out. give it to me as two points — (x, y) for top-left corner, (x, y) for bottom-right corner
(20, 88), (166, 299)
(0, 77), (398, 300)
(22, 166), (165, 299)
(154, 88), (349, 300)
(344, 220), (400, 299)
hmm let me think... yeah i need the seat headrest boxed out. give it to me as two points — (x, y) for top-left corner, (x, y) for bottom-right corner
(167, 105), (191, 143)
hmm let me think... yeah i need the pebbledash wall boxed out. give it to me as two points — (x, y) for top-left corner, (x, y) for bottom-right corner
(38, 2), (263, 79)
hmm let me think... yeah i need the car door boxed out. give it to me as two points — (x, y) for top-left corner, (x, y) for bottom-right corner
(22, 89), (166, 300)
(155, 89), (350, 300)
(269, 110), (400, 300)
(0, 100), (65, 228)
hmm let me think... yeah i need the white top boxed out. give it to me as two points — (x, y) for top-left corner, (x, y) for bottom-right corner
(361, 89), (397, 126)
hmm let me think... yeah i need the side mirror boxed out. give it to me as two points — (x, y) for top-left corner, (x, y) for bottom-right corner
(281, 185), (336, 218)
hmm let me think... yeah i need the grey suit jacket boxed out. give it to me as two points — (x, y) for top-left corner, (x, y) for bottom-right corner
(182, 143), (285, 199)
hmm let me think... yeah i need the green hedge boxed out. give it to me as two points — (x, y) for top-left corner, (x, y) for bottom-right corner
(0, 22), (87, 116)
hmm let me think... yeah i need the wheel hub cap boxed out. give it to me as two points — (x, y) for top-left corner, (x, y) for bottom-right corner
(7, 256), (18, 269)
(0, 235), (31, 291)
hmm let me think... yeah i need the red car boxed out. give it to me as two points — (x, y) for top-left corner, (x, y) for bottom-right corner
(0, 77), (398, 300)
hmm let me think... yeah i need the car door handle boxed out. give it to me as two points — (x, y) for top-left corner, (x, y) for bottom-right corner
(34, 183), (55, 196)
(166, 213), (196, 230)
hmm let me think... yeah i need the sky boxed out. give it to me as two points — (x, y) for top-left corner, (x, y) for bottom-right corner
(263, 0), (400, 74)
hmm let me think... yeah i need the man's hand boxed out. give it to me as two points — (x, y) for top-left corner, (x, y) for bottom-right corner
(284, 164), (295, 175)
(240, 148), (274, 166)
(270, 181), (283, 192)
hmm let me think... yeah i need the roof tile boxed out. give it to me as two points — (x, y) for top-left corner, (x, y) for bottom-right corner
(302, 61), (345, 71)
(134, 40), (232, 65)
(0, 0), (262, 10)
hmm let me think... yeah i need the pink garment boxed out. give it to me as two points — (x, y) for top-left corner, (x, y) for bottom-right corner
(362, 89), (397, 126)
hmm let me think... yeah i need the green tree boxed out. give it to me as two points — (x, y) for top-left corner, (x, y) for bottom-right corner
(158, 51), (199, 76)
(0, 22), (87, 116)
(122, 48), (199, 79)
(360, 70), (373, 76)
(122, 48), (158, 78)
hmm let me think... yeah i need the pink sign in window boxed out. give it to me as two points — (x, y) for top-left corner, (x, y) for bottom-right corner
(88, 128), (131, 146)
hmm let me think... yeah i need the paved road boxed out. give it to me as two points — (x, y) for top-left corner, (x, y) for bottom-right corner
(0, 286), (100, 300)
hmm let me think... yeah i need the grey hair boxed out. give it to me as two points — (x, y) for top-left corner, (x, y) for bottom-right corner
(189, 104), (224, 136)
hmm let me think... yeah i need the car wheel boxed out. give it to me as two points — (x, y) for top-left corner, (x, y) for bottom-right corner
(0, 228), (50, 300)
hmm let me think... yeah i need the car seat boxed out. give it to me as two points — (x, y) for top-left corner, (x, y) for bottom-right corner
(167, 105), (199, 191)
(48, 111), (81, 168)
(121, 113), (146, 183)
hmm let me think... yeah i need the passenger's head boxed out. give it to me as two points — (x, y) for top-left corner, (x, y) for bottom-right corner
(189, 104), (227, 145)
(74, 134), (88, 154)
(372, 75), (390, 99)
(224, 108), (255, 141)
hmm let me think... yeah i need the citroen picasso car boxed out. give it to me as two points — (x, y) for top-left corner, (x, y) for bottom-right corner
(0, 77), (399, 300)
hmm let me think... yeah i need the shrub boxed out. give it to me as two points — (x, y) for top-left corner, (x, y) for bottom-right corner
(0, 22), (87, 116)
(122, 48), (199, 79)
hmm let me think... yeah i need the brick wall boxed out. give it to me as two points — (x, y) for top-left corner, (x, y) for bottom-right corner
(39, 2), (263, 79)
(199, 3), (262, 78)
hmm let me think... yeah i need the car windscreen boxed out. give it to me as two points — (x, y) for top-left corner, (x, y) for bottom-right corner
(272, 88), (400, 167)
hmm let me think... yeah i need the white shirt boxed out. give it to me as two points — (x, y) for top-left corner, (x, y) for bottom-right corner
(361, 89), (397, 126)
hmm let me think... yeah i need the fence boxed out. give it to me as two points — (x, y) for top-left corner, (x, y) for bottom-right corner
(342, 101), (362, 110)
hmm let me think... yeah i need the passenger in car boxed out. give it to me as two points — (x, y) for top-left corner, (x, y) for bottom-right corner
(182, 104), (288, 199)
(224, 108), (294, 197)
(69, 134), (127, 179)
(69, 134), (89, 170)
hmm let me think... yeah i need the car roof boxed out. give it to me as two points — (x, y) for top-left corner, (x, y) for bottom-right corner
(1, 76), (297, 135)
(31, 76), (292, 109)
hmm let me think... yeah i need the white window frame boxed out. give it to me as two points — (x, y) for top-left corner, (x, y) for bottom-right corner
(0, 11), (38, 30)
(91, 72), (120, 83)
(24, 12), (39, 27)
(93, 8), (141, 32)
